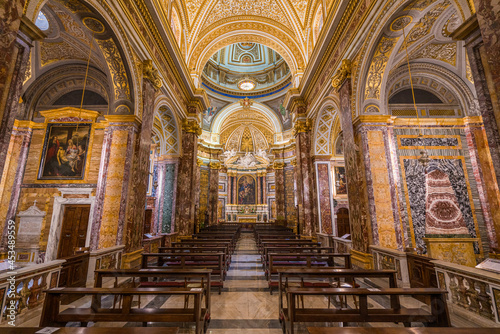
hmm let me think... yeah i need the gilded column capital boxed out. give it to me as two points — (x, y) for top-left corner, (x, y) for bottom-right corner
(142, 60), (162, 89)
(273, 161), (285, 169)
(293, 118), (313, 136)
(182, 119), (202, 136)
(290, 159), (297, 166)
(196, 158), (203, 166)
(331, 59), (352, 89)
(209, 161), (221, 169)
(290, 99), (307, 115)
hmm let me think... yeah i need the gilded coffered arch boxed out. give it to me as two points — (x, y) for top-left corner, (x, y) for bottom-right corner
(312, 98), (338, 156)
(189, 27), (304, 80)
(25, 0), (140, 115)
(356, 0), (472, 116)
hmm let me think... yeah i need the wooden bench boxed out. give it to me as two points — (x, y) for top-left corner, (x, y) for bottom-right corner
(307, 328), (499, 334)
(0, 328), (180, 334)
(262, 246), (335, 264)
(267, 253), (351, 293)
(94, 268), (211, 314)
(172, 241), (233, 255)
(141, 253), (225, 293)
(40, 287), (209, 334)
(258, 240), (318, 255)
(159, 247), (230, 271)
(283, 287), (450, 334)
(277, 269), (398, 320)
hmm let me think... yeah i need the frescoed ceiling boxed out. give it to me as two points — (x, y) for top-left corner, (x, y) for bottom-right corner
(165, 0), (331, 80)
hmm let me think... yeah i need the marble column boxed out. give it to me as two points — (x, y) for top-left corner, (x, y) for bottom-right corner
(274, 161), (286, 223)
(0, 10), (44, 184)
(232, 174), (238, 204)
(0, 121), (32, 250)
(262, 174), (267, 206)
(356, 117), (403, 250)
(174, 118), (202, 235)
(293, 112), (317, 236)
(122, 75), (158, 254)
(208, 162), (220, 225)
(452, 18), (500, 247)
(255, 174), (261, 204)
(332, 60), (373, 268)
(452, 17), (500, 203)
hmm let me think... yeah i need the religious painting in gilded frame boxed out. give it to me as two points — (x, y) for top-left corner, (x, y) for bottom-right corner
(238, 175), (256, 205)
(334, 166), (347, 195)
(38, 124), (91, 180)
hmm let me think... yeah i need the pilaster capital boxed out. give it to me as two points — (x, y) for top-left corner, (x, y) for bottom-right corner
(331, 59), (352, 90)
(182, 119), (202, 136)
(227, 171), (238, 177)
(290, 159), (297, 167)
(209, 161), (221, 170)
(293, 118), (313, 136)
(290, 99), (307, 115)
(273, 161), (285, 169)
(142, 60), (162, 89)
(196, 158), (203, 166)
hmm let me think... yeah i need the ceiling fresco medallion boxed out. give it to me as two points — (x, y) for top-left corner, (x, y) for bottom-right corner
(238, 78), (256, 91)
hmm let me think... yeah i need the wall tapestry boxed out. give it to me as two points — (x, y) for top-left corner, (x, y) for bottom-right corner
(334, 166), (347, 195)
(238, 175), (256, 204)
(38, 124), (91, 180)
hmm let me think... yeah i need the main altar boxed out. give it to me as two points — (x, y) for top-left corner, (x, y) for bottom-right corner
(226, 204), (269, 223)
(222, 148), (271, 224)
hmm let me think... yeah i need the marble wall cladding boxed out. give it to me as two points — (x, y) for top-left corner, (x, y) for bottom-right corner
(316, 163), (333, 235)
(161, 163), (176, 234)
(151, 165), (158, 198)
(198, 167), (209, 223)
(399, 137), (459, 147)
(366, 130), (397, 249)
(174, 131), (198, 235)
(338, 79), (370, 253)
(99, 130), (130, 249)
(468, 127), (500, 247)
(284, 167), (296, 225)
(208, 168), (219, 225)
(274, 169), (285, 220)
(395, 128), (486, 256)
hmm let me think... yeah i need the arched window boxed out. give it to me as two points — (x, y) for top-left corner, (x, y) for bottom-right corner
(35, 11), (50, 31)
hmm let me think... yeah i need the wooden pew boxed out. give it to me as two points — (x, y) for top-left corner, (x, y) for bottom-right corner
(258, 240), (318, 255)
(282, 287), (450, 334)
(142, 253), (225, 293)
(1, 328), (180, 334)
(307, 329), (499, 334)
(94, 268), (211, 314)
(159, 246), (230, 270)
(262, 246), (335, 264)
(172, 241), (232, 255)
(277, 269), (398, 321)
(267, 253), (351, 293)
(40, 287), (208, 334)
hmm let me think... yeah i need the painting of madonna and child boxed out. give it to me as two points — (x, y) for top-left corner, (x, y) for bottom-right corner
(238, 175), (256, 205)
(39, 124), (91, 180)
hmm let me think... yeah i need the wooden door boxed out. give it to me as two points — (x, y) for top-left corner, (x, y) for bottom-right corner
(144, 209), (153, 235)
(336, 208), (351, 237)
(57, 205), (90, 259)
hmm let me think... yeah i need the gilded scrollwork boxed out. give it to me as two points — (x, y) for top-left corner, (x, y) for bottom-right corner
(96, 38), (131, 100)
(293, 118), (312, 136)
(143, 60), (163, 89)
(331, 59), (351, 89)
(364, 37), (398, 99)
(182, 119), (202, 136)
